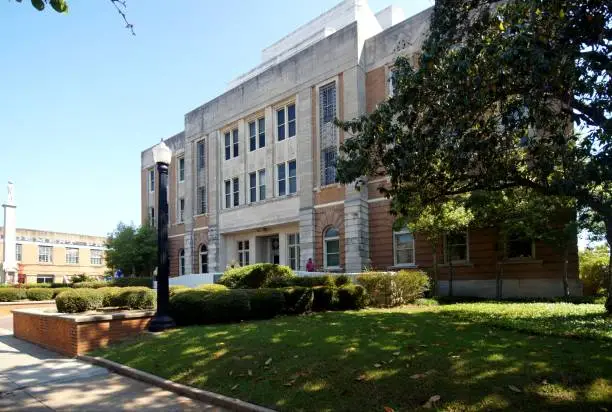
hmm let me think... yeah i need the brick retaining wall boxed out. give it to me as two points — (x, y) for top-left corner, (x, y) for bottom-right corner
(13, 309), (155, 357)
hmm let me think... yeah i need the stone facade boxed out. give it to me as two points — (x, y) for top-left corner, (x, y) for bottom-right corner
(139, 0), (580, 297)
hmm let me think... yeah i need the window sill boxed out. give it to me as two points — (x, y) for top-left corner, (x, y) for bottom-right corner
(389, 264), (419, 270)
(499, 259), (543, 265)
(439, 262), (474, 268)
(324, 266), (343, 272)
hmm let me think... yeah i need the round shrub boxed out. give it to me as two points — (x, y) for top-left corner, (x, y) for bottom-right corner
(246, 289), (285, 319)
(25, 288), (54, 301)
(289, 275), (335, 288)
(334, 274), (351, 287)
(114, 287), (156, 309)
(71, 281), (109, 289)
(219, 263), (295, 289)
(282, 287), (314, 314)
(195, 284), (229, 292)
(169, 285), (189, 297)
(51, 288), (72, 298)
(312, 286), (338, 311)
(357, 270), (429, 307)
(169, 289), (250, 326)
(98, 287), (123, 307)
(55, 289), (103, 313)
(111, 277), (153, 288)
(0, 288), (26, 302)
(337, 285), (368, 310)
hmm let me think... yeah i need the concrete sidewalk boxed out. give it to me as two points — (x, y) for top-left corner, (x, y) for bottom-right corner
(0, 327), (225, 411)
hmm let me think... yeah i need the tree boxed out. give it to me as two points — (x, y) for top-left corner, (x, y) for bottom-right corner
(105, 222), (157, 277)
(579, 244), (610, 295)
(337, 0), (611, 310)
(12, 0), (134, 34)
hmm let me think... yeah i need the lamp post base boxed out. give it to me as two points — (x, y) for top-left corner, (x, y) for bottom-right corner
(148, 314), (176, 332)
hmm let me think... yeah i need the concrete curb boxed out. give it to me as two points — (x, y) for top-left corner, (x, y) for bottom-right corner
(77, 355), (276, 412)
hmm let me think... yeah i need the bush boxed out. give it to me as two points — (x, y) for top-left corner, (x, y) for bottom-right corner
(282, 287), (314, 314)
(579, 245), (609, 296)
(0, 288), (26, 302)
(70, 273), (96, 284)
(357, 270), (430, 307)
(169, 285), (189, 297)
(312, 286), (338, 311)
(56, 289), (103, 313)
(111, 277), (153, 288)
(51, 283), (69, 288)
(289, 276), (335, 288)
(51, 288), (72, 298)
(337, 285), (368, 310)
(246, 289), (285, 319)
(219, 264), (295, 289)
(334, 274), (351, 287)
(98, 287), (123, 306)
(169, 289), (251, 326)
(195, 284), (229, 292)
(23, 283), (52, 289)
(25, 288), (54, 301)
(72, 281), (109, 289)
(114, 287), (156, 309)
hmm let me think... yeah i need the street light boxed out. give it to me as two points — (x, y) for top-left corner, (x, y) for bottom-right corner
(149, 139), (176, 332)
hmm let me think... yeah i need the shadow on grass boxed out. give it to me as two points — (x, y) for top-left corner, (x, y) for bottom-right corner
(96, 308), (612, 412)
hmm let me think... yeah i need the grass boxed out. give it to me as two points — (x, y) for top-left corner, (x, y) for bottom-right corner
(95, 304), (612, 411)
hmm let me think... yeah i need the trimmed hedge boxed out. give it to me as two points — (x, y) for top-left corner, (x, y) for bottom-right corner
(245, 289), (285, 319)
(357, 270), (429, 307)
(114, 287), (156, 310)
(71, 281), (109, 289)
(51, 288), (72, 298)
(25, 288), (54, 301)
(56, 289), (104, 313)
(312, 286), (338, 311)
(169, 285), (189, 297)
(0, 288), (26, 302)
(337, 285), (368, 310)
(219, 263), (295, 289)
(98, 287), (123, 307)
(282, 287), (314, 314)
(112, 277), (153, 288)
(195, 284), (229, 292)
(169, 289), (251, 326)
(289, 276), (336, 288)
(334, 274), (351, 287)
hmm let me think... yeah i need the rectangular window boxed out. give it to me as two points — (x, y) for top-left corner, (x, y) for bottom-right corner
(232, 177), (239, 207)
(179, 198), (185, 223)
(178, 157), (185, 182)
(238, 240), (250, 266)
(319, 82), (337, 186)
(249, 121), (257, 152)
(38, 246), (52, 263)
(197, 186), (207, 214)
(249, 172), (257, 203)
(15, 243), (22, 262)
(197, 140), (205, 170)
(288, 233), (300, 270)
(66, 248), (79, 264)
(287, 104), (296, 138)
(277, 163), (286, 196)
(507, 234), (533, 259)
(37, 275), (53, 284)
(224, 180), (231, 209)
(258, 169), (266, 201)
(232, 128), (239, 158)
(90, 249), (103, 265)
(258, 117), (266, 148)
(388, 69), (397, 97)
(394, 231), (415, 266)
(148, 207), (155, 226)
(322, 147), (337, 185)
(148, 169), (155, 192)
(288, 160), (297, 194)
(224, 132), (231, 160)
(277, 108), (285, 141)
(445, 232), (468, 263)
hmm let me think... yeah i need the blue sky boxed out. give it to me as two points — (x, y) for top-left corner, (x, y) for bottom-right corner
(0, 0), (432, 237)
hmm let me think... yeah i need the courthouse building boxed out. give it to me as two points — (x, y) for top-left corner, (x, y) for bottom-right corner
(140, 0), (580, 297)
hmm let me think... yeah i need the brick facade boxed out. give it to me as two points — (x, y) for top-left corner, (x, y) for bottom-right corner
(314, 204), (345, 271)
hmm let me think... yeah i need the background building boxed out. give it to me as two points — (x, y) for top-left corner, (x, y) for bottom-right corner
(0, 228), (107, 284)
(140, 0), (579, 297)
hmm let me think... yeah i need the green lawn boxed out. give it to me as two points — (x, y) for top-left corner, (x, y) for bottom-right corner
(95, 304), (612, 411)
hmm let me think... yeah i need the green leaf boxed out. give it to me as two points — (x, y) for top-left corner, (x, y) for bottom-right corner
(50, 0), (68, 13)
(31, 0), (45, 11)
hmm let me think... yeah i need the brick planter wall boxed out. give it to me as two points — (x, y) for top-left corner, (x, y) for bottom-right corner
(0, 301), (56, 317)
(13, 309), (155, 357)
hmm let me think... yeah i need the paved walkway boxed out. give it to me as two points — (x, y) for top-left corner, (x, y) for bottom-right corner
(0, 324), (225, 411)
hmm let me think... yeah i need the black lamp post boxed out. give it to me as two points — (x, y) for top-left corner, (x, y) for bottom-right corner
(149, 139), (176, 332)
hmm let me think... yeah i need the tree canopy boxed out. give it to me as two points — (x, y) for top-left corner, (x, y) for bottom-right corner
(105, 222), (157, 277)
(337, 0), (611, 307)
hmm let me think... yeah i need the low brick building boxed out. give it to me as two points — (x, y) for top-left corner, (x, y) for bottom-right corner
(140, 0), (580, 297)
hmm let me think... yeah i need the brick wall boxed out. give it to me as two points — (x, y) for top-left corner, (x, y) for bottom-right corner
(366, 66), (386, 114)
(314, 204), (345, 270)
(169, 236), (183, 277)
(13, 310), (153, 357)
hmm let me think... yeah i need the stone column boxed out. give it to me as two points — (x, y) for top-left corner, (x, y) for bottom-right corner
(2, 182), (17, 284)
(207, 131), (221, 272)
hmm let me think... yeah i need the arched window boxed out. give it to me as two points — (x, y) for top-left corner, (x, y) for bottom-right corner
(179, 249), (185, 276)
(323, 227), (340, 269)
(199, 244), (208, 273)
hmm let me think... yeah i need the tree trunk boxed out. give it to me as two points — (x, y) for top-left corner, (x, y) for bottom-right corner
(563, 245), (570, 297)
(605, 219), (612, 314)
(449, 259), (454, 297)
(432, 244), (439, 296)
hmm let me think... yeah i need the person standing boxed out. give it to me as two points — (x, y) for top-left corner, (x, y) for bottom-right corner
(306, 258), (315, 272)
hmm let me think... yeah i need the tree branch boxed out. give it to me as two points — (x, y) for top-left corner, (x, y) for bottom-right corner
(109, 0), (134, 35)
